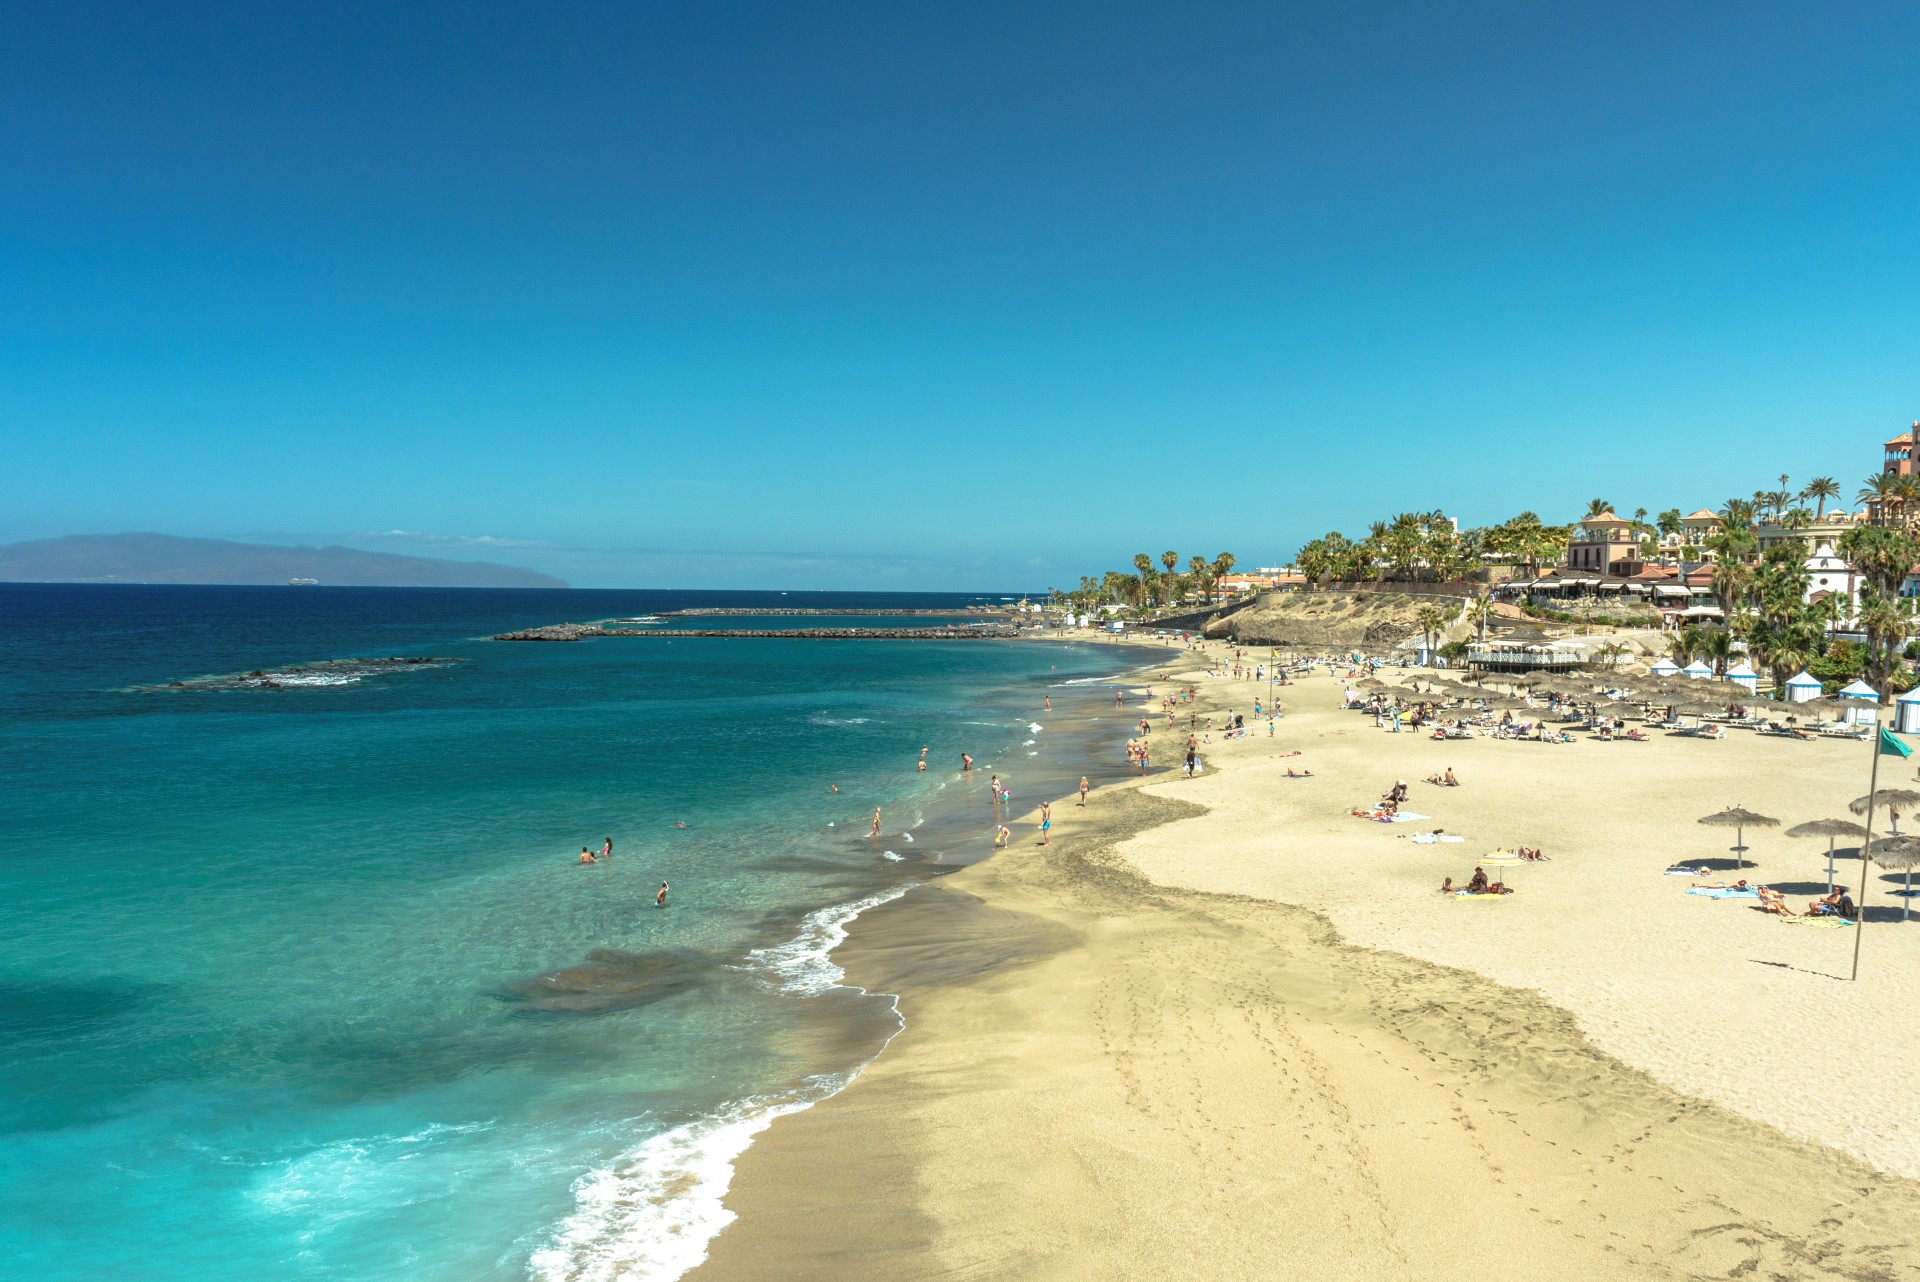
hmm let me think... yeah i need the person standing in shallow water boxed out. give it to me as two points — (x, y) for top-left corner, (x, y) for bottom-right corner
(961, 753), (973, 773)
(656, 882), (668, 907)
(601, 837), (612, 860)
(871, 807), (882, 838)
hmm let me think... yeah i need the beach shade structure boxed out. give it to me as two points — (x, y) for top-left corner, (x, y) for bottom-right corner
(1477, 852), (1528, 885)
(1681, 661), (1714, 680)
(1784, 670), (1823, 704)
(1838, 679), (1880, 725)
(1787, 818), (1870, 893)
(1650, 658), (1680, 677)
(1698, 807), (1780, 868)
(1724, 662), (1760, 694)
(1851, 788), (1920, 837)
(1868, 835), (1920, 920)
(1896, 687), (1920, 735)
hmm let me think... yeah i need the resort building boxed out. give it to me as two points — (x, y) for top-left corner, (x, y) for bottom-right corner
(1886, 426), (1918, 478)
(1564, 511), (1643, 577)
(1804, 542), (1861, 616)
(1677, 509), (1722, 549)
(1756, 513), (1862, 556)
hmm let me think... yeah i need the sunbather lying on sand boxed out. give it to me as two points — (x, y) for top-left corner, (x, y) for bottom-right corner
(1284, 767), (1313, 777)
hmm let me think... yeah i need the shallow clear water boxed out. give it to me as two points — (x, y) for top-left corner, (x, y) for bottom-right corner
(0, 585), (1135, 1280)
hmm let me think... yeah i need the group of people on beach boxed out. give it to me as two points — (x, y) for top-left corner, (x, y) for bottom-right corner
(1443, 867), (1513, 896)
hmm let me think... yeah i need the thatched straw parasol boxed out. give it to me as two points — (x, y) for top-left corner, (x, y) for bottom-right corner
(1698, 806), (1780, 868)
(1867, 835), (1920, 920)
(1787, 818), (1870, 892)
(1850, 788), (1920, 837)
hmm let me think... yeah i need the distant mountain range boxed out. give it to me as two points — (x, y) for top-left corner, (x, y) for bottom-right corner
(0, 533), (569, 589)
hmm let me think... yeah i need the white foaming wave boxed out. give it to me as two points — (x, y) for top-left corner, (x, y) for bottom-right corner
(1055, 674), (1126, 686)
(525, 1085), (832, 1282)
(1023, 739), (1036, 746)
(253, 672), (362, 688)
(882, 850), (903, 861)
(744, 884), (913, 997)
(807, 714), (872, 727)
(530, 889), (917, 1281)
(902, 833), (913, 842)
(1027, 722), (1044, 734)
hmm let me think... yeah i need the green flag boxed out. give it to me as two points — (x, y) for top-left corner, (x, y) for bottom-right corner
(1881, 727), (1912, 759)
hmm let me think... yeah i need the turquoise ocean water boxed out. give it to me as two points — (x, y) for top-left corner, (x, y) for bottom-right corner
(0, 585), (1136, 1280)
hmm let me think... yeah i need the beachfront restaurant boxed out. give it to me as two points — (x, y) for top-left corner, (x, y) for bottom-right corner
(1466, 640), (1585, 674)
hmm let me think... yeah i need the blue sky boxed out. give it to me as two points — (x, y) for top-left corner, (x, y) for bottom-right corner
(4, 2), (1918, 588)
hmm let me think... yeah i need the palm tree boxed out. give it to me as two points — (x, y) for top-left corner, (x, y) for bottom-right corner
(1211, 553), (1236, 597)
(1720, 498), (1755, 531)
(1186, 555), (1214, 602)
(1800, 476), (1840, 519)
(1161, 550), (1179, 576)
(1583, 498), (1613, 520)
(1858, 472), (1906, 526)
(1416, 605), (1446, 665)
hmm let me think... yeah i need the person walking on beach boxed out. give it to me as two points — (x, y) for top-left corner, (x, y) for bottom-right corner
(1078, 776), (1090, 806)
(656, 882), (669, 907)
(871, 808), (882, 838)
(1039, 802), (1052, 845)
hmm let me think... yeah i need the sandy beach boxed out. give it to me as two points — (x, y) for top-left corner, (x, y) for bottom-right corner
(691, 637), (1920, 1280)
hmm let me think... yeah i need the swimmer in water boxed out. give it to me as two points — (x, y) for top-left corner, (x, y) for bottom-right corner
(601, 837), (613, 860)
(830, 784), (839, 793)
(1044, 696), (1051, 712)
(673, 821), (689, 829)
(578, 847), (597, 864)
(656, 882), (668, 907)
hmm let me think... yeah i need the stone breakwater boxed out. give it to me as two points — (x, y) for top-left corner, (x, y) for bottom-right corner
(491, 623), (1024, 642)
(658, 607), (1010, 618)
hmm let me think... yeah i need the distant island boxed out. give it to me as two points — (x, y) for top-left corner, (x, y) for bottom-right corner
(0, 533), (569, 589)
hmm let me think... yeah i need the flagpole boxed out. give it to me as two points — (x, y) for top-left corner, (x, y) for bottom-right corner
(1851, 711), (1886, 982)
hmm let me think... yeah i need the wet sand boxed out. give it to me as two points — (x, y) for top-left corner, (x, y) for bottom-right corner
(690, 643), (1920, 1280)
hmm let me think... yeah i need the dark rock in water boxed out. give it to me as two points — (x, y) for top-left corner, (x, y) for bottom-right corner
(512, 948), (708, 1013)
(130, 655), (463, 693)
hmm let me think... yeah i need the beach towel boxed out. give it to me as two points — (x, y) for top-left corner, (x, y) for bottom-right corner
(1781, 915), (1853, 927)
(1410, 833), (1438, 844)
(1388, 811), (1430, 823)
(1663, 867), (1710, 876)
(1450, 892), (1506, 900)
(1686, 887), (1760, 899)
(1438, 835), (1465, 843)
